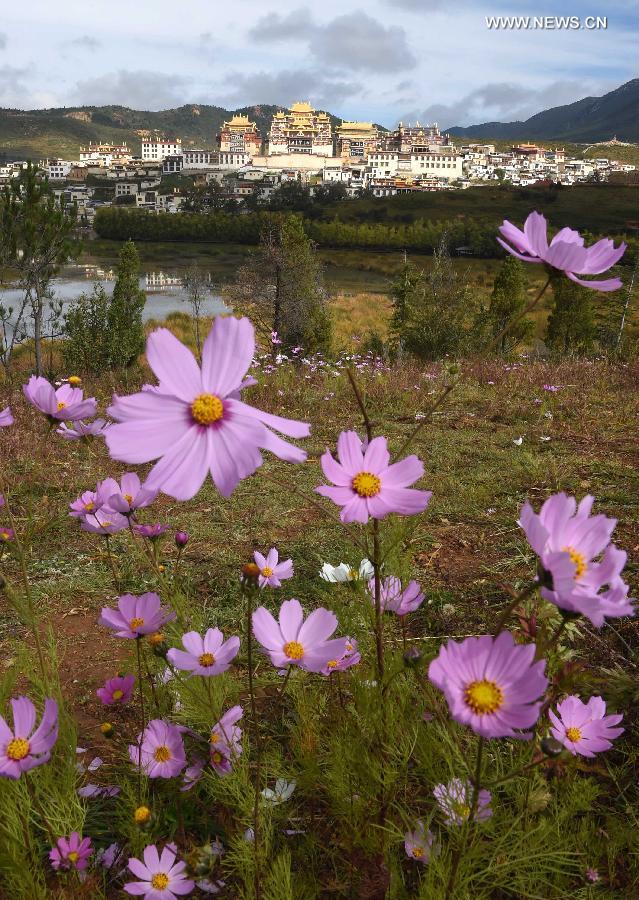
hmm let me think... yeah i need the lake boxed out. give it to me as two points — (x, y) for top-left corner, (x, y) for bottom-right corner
(0, 239), (401, 329)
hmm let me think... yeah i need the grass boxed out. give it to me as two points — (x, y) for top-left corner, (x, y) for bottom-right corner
(0, 328), (638, 897)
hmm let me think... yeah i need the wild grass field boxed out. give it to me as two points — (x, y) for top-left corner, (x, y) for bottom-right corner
(1, 313), (637, 897)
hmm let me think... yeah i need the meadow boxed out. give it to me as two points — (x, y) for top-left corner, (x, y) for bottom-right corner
(0, 231), (638, 898)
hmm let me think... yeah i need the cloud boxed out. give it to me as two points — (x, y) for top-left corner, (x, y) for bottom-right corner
(247, 9), (414, 72)
(405, 79), (606, 128)
(0, 65), (31, 106)
(67, 35), (101, 50)
(73, 69), (190, 110)
(248, 9), (314, 42)
(384, 0), (444, 8)
(0, 32), (7, 50)
(218, 67), (362, 110)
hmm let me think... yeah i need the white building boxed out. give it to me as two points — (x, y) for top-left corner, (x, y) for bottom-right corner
(141, 138), (182, 161)
(45, 161), (73, 180)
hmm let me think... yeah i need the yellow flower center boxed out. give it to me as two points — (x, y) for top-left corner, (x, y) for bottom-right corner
(199, 653), (215, 667)
(191, 393), (224, 426)
(352, 472), (382, 498)
(100, 520), (112, 528)
(84, 501), (95, 511)
(68, 851), (79, 863)
(411, 846), (424, 858)
(123, 493), (133, 503)
(210, 731), (220, 744)
(153, 745), (172, 763)
(261, 566), (273, 577)
(464, 679), (504, 715)
(112, 689), (124, 701)
(68, 376), (82, 385)
(283, 640), (304, 660)
(0, 530), (11, 541)
(562, 546), (587, 580)
(151, 873), (170, 890)
(565, 726), (582, 742)
(134, 805), (151, 824)
(7, 738), (30, 761)
(455, 803), (471, 820)
(327, 660), (338, 669)
(149, 632), (164, 646)
(56, 401), (66, 410)
(129, 617), (145, 629)
(211, 750), (223, 764)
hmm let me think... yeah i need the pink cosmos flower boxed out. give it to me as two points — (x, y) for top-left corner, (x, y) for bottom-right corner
(125, 844), (195, 897)
(57, 419), (110, 441)
(69, 489), (101, 519)
(98, 473), (159, 515)
(428, 632), (548, 739)
(180, 757), (205, 792)
(0, 526), (15, 542)
(100, 593), (176, 639)
(368, 576), (425, 615)
(23, 376), (97, 421)
(0, 406), (14, 427)
(167, 628), (240, 676)
(433, 778), (492, 826)
(81, 508), (129, 535)
(96, 674), (136, 705)
(253, 599), (348, 673)
(129, 720), (187, 779)
(105, 317), (310, 501)
(0, 697), (58, 779)
(549, 695), (624, 758)
(210, 705), (243, 776)
(49, 832), (93, 871)
(78, 783), (120, 798)
(253, 548), (294, 588)
(135, 523), (170, 540)
(404, 820), (434, 863)
(498, 211), (625, 291)
(519, 493), (634, 627)
(321, 637), (361, 675)
(316, 431), (432, 524)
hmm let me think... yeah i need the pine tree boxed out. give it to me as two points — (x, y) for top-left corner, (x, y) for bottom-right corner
(106, 240), (146, 368)
(225, 214), (331, 354)
(546, 276), (596, 354)
(485, 256), (534, 352)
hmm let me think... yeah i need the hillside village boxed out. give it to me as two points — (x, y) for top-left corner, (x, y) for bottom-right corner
(0, 102), (636, 222)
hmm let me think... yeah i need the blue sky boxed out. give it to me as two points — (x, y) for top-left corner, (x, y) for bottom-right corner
(0, 0), (637, 127)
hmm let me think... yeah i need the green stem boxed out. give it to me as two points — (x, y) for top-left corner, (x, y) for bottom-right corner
(493, 581), (538, 636)
(135, 639), (146, 805)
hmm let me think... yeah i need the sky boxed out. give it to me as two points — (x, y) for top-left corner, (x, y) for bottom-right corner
(1, 0), (638, 128)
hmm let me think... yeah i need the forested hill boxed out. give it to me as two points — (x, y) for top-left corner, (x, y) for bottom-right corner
(0, 103), (345, 161)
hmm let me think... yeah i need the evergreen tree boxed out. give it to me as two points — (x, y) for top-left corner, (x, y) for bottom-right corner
(0, 163), (77, 373)
(225, 214), (331, 354)
(485, 256), (534, 351)
(63, 283), (111, 373)
(546, 276), (596, 354)
(106, 240), (146, 368)
(389, 237), (473, 360)
(389, 258), (423, 351)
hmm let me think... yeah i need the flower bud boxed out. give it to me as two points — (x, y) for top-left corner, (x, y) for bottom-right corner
(541, 737), (564, 757)
(99, 722), (115, 738)
(403, 646), (422, 668)
(134, 805), (152, 826)
(175, 531), (190, 548)
(148, 632), (168, 657)
(241, 562), (260, 585)
(67, 375), (82, 386)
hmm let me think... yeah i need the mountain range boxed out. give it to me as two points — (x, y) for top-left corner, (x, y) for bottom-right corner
(448, 78), (639, 142)
(0, 78), (638, 162)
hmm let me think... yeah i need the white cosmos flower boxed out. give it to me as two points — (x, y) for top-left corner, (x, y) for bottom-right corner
(261, 778), (297, 805)
(320, 559), (374, 582)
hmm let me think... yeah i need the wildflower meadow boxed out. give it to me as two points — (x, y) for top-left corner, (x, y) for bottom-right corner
(0, 214), (637, 899)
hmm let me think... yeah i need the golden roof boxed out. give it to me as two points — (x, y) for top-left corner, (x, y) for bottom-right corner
(226, 114), (253, 127)
(339, 121), (375, 132)
(290, 101), (313, 112)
